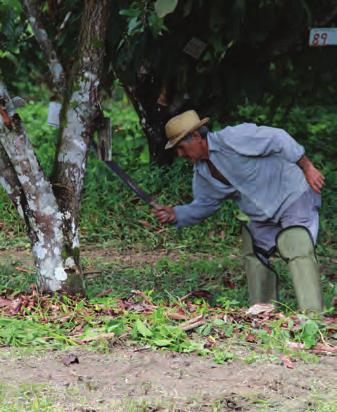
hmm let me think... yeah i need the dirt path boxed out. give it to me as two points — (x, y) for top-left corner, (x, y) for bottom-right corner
(0, 246), (215, 269)
(0, 347), (336, 411)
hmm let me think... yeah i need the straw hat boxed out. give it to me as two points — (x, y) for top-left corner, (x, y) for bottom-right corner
(164, 110), (209, 150)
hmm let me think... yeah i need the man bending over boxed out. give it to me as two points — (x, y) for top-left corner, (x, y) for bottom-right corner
(154, 110), (325, 312)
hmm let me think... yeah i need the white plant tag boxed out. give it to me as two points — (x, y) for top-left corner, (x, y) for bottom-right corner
(48, 101), (62, 127)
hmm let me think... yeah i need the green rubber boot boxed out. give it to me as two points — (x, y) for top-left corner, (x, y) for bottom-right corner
(242, 226), (278, 305)
(277, 227), (323, 312)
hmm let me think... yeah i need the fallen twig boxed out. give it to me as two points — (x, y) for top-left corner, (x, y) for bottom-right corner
(14, 266), (34, 274)
(83, 271), (102, 278)
(95, 288), (113, 297)
(76, 332), (115, 344)
(179, 315), (205, 331)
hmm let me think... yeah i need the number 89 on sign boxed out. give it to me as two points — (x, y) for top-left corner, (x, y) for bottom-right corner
(309, 28), (337, 47)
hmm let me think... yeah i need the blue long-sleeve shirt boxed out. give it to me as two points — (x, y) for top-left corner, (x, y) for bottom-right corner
(173, 123), (309, 228)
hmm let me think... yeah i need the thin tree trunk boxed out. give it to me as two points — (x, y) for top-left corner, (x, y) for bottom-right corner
(51, 0), (109, 274)
(0, 81), (72, 292)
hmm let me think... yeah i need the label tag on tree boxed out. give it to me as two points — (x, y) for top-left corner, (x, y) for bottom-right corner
(309, 28), (337, 46)
(183, 38), (206, 59)
(48, 101), (62, 127)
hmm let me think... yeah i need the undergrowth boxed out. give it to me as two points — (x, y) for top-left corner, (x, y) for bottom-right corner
(0, 99), (335, 255)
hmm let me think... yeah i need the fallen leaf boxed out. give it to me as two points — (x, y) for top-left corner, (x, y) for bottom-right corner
(287, 341), (337, 354)
(204, 335), (217, 349)
(0, 297), (12, 308)
(138, 219), (152, 229)
(246, 303), (275, 316)
(62, 354), (79, 366)
(131, 290), (154, 305)
(180, 290), (212, 301)
(279, 354), (294, 369)
(245, 333), (256, 343)
(262, 325), (273, 334)
(310, 343), (337, 354)
(166, 312), (188, 321)
(323, 316), (337, 325)
(287, 341), (305, 350)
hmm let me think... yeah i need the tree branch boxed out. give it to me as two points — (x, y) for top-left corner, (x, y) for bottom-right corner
(22, 0), (65, 95)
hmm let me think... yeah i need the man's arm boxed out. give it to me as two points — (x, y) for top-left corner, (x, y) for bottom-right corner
(153, 171), (236, 227)
(153, 196), (223, 226)
(297, 155), (325, 193)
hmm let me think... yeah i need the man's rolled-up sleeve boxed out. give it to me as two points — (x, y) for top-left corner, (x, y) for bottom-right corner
(225, 125), (305, 163)
(173, 172), (235, 228)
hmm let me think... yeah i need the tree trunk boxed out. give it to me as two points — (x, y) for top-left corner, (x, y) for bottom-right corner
(124, 84), (172, 164)
(0, 0), (110, 294)
(115, 67), (174, 164)
(0, 82), (77, 292)
(51, 0), (109, 274)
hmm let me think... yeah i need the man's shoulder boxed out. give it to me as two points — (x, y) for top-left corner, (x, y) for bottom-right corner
(210, 123), (288, 143)
(208, 123), (257, 148)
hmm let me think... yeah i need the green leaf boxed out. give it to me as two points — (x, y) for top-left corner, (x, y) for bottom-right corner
(235, 210), (250, 223)
(301, 320), (319, 349)
(119, 8), (139, 18)
(1, 0), (22, 13)
(134, 319), (153, 338)
(154, 0), (178, 18)
(153, 338), (172, 347)
(127, 17), (141, 35)
(140, 145), (150, 164)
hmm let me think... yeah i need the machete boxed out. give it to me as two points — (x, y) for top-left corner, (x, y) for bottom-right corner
(104, 159), (157, 207)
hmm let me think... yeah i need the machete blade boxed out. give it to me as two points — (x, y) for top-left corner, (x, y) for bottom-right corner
(104, 159), (156, 207)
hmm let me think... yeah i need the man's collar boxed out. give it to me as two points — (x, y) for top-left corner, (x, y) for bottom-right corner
(207, 131), (220, 153)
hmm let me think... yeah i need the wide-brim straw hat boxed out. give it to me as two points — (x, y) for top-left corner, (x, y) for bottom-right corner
(164, 110), (209, 150)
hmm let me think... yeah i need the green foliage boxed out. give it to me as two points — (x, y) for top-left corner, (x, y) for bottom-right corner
(112, 0), (337, 123)
(17, 102), (58, 175)
(0, 318), (69, 347)
(1, 99), (337, 259)
(298, 318), (320, 349)
(154, 0), (178, 19)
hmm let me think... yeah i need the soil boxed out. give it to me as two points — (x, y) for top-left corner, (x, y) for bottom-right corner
(0, 347), (336, 411)
(0, 245), (215, 269)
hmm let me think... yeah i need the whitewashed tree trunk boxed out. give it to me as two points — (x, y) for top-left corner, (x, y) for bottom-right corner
(0, 0), (109, 293)
(51, 0), (109, 271)
(0, 83), (70, 292)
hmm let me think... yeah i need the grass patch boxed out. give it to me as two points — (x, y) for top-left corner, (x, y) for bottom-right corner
(0, 253), (335, 363)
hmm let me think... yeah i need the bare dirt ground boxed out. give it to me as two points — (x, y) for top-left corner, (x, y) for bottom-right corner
(0, 245), (212, 269)
(0, 347), (336, 411)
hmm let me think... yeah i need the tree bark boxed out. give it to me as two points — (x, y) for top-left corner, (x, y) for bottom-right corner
(0, 0), (110, 293)
(22, 0), (65, 96)
(0, 81), (73, 292)
(51, 0), (109, 282)
(115, 67), (174, 164)
(124, 83), (172, 164)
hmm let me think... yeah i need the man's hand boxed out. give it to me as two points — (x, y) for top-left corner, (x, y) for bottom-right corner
(297, 155), (325, 193)
(152, 204), (176, 224)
